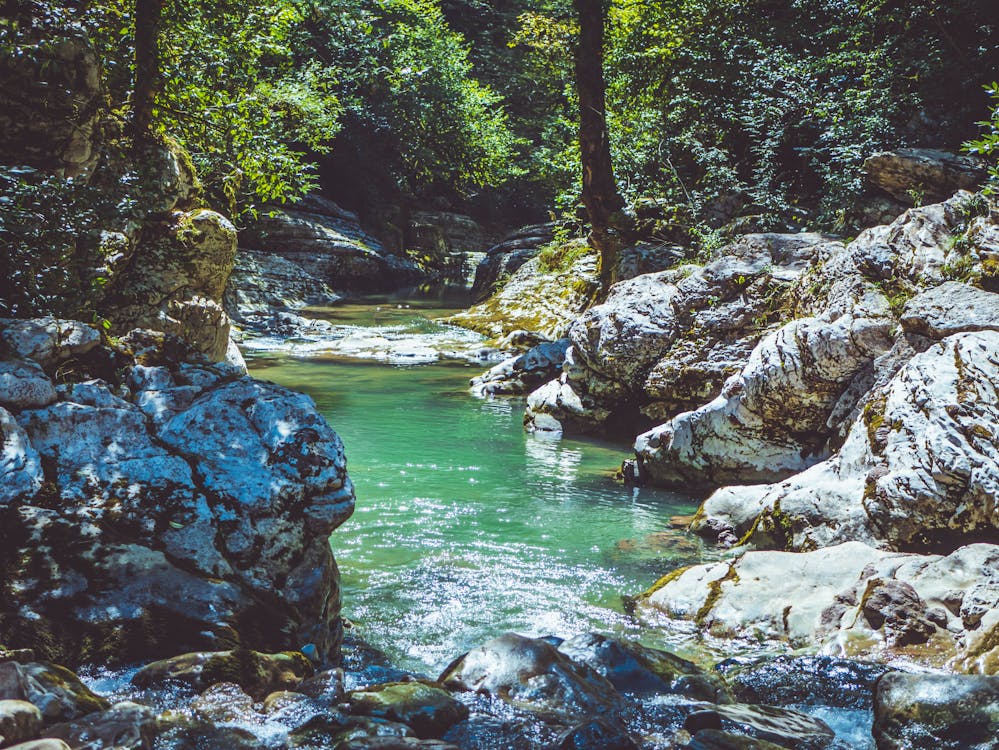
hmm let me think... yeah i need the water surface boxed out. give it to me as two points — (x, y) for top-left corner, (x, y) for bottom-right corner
(247, 300), (706, 674)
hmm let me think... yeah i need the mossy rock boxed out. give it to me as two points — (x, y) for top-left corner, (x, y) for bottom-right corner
(348, 682), (469, 739)
(131, 649), (313, 699)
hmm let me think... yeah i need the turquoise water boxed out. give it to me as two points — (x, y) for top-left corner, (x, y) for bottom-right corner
(247, 301), (706, 674)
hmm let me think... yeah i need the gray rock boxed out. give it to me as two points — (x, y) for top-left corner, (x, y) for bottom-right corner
(224, 248), (342, 323)
(348, 682), (469, 739)
(0, 333), (355, 667)
(682, 729), (788, 749)
(636, 542), (999, 669)
(45, 702), (159, 750)
(439, 633), (623, 720)
(0, 700), (42, 746)
(0, 661), (108, 724)
(900, 281), (999, 338)
(239, 200), (423, 292)
(4, 740), (73, 750)
(556, 632), (729, 702)
(697, 703), (836, 750)
(864, 149), (987, 204)
(470, 224), (555, 302)
(0, 359), (56, 410)
(0, 319), (100, 367)
(873, 672), (999, 750)
(470, 338), (570, 397)
(525, 233), (833, 436)
(0, 407), (42, 504)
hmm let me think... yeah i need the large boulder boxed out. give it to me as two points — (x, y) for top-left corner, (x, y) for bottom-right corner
(469, 224), (555, 302)
(0, 327), (355, 666)
(634, 191), (998, 490)
(223, 248), (342, 325)
(524, 233), (832, 436)
(470, 338), (570, 397)
(864, 149), (987, 205)
(635, 542), (999, 670)
(131, 650), (313, 699)
(688, 330), (999, 552)
(873, 672), (999, 750)
(438, 633), (623, 721)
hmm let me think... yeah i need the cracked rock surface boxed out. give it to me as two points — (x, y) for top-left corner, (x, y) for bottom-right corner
(0, 318), (354, 667)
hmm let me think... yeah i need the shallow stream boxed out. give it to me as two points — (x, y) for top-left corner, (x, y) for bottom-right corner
(245, 294), (708, 674)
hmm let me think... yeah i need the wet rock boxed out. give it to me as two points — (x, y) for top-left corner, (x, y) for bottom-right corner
(296, 715), (414, 747)
(0, 700), (42, 746)
(682, 728), (791, 750)
(715, 655), (887, 709)
(0, 661), (108, 724)
(470, 224), (555, 303)
(864, 149), (987, 204)
(873, 672), (999, 749)
(189, 682), (257, 724)
(526, 233), (831, 436)
(637, 542), (999, 667)
(45, 701), (159, 750)
(439, 633), (623, 720)
(471, 338), (570, 397)
(336, 738), (461, 750)
(0, 319), (100, 368)
(556, 633), (729, 702)
(556, 717), (638, 749)
(900, 281), (999, 338)
(348, 682), (469, 739)
(693, 704), (836, 749)
(132, 650), (313, 699)
(296, 668), (346, 706)
(450, 245), (598, 341)
(861, 580), (937, 647)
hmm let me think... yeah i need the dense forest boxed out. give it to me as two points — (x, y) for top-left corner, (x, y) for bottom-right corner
(2, 0), (997, 317)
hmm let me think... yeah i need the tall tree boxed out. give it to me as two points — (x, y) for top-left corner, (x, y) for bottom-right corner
(133, 0), (163, 144)
(573, 0), (626, 292)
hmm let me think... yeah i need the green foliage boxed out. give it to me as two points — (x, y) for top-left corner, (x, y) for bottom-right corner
(0, 167), (117, 318)
(965, 82), (999, 194)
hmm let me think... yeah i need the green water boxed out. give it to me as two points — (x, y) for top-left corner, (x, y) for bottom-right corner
(247, 302), (704, 674)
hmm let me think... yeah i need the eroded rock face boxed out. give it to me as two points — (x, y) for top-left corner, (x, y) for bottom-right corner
(0, 324), (355, 666)
(689, 331), (999, 552)
(470, 224), (555, 303)
(524, 233), (832, 436)
(873, 672), (999, 750)
(106, 209), (238, 362)
(634, 191), (998, 491)
(864, 149), (987, 204)
(450, 247), (599, 342)
(238, 197), (423, 293)
(637, 542), (999, 670)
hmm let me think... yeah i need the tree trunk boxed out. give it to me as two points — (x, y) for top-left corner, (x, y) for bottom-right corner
(134, 0), (163, 145)
(574, 0), (626, 293)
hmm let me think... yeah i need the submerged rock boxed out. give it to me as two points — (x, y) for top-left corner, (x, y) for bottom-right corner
(873, 672), (999, 750)
(689, 703), (836, 750)
(636, 542), (999, 669)
(555, 717), (638, 749)
(439, 633), (623, 720)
